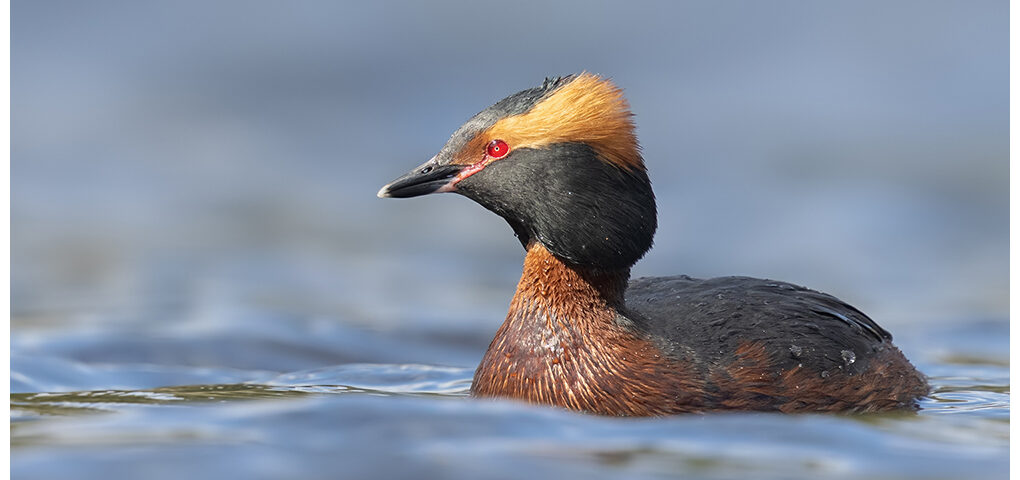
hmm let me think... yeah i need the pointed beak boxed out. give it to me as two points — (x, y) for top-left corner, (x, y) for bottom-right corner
(377, 157), (465, 198)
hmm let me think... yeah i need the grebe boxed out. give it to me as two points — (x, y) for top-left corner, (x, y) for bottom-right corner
(377, 73), (928, 415)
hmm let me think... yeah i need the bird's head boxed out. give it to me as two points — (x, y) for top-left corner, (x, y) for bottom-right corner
(378, 73), (656, 270)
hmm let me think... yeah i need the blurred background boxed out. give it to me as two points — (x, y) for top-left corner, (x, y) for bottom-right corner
(11, 2), (1008, 479)
(12, 1), (1006, 334)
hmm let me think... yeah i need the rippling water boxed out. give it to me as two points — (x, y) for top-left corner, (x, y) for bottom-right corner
(10, 314), (1009, 480)
(12, 1), (1006, 479)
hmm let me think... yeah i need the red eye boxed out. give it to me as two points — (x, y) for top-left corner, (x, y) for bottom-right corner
(486, 139), (510, 158)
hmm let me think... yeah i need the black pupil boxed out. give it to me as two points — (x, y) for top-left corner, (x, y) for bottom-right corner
(421, 166), (433, 174)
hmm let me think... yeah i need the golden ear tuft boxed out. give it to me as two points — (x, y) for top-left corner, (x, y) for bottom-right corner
(486, 73), (643, 171)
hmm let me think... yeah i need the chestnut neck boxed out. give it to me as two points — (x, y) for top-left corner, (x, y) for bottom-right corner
(471, 242), (684, 415)
(510, 242), (630, 321)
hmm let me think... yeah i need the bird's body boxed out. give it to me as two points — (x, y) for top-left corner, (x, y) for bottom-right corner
(379, 73), (928, 415)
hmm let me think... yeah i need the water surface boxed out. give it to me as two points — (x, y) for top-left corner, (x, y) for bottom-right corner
(11, 313), (1008, 480)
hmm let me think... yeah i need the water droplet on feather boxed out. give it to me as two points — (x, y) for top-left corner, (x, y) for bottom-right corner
(841, 350), (856, 365)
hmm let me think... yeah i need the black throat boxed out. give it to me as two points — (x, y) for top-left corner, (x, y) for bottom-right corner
(456, 143), (657, 270)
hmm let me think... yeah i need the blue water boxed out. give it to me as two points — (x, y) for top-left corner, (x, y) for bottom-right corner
(12, 1), (1007, 479)
(10, 319), (1009, 480)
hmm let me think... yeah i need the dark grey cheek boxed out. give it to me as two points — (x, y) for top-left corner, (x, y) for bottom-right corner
(452, 144), (657, 269)
(456, 162), (535, 222)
